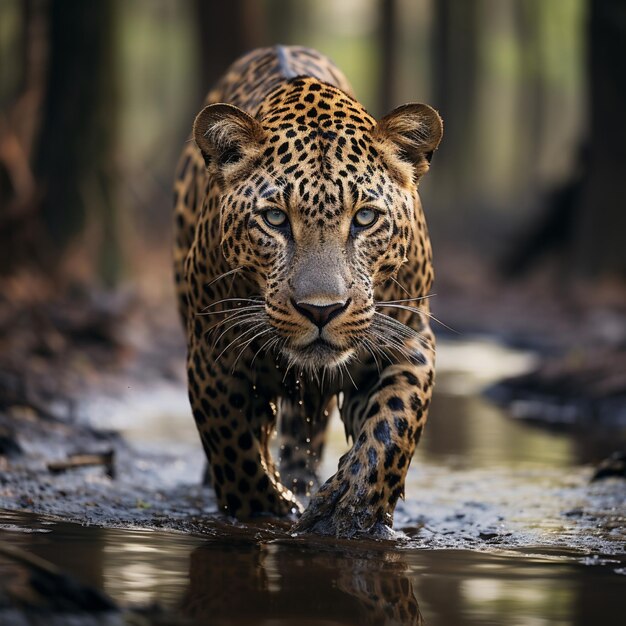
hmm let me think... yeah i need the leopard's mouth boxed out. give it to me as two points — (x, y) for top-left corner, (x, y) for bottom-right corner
(283, 336), (354, 370)
(306, 337), (341, 351)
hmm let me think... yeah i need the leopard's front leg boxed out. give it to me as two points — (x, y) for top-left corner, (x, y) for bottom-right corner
(292, 330), (434, 537)
(187, 341), (302, 519)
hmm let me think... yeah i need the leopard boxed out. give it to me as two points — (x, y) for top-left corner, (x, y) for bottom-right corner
(173, 45), (442, 537)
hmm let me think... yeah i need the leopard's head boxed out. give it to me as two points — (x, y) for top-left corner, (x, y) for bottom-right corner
(194, 78), (442, 371)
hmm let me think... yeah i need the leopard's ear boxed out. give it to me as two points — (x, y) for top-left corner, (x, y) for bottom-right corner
(374, 103), (443, 183)
(193, 103), (265, 178)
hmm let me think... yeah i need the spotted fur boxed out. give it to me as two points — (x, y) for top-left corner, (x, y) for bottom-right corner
(173, 45), (442, 536)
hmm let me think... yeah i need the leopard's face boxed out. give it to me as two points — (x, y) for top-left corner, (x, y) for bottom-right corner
(194, 78), (442, 371)
(238, 170), (412, 370)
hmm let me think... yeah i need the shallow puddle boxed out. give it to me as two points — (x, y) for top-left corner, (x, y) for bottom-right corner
(0, 509), (625, 625)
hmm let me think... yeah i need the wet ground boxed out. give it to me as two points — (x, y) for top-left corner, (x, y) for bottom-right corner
(0, 338), (625, 624)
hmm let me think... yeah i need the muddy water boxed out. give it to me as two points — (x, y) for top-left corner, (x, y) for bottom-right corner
(1, 338), (625, 624)
(0, 509), (624, 625)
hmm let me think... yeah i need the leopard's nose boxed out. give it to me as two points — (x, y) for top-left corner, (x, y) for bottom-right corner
(292, 299), (350, 329)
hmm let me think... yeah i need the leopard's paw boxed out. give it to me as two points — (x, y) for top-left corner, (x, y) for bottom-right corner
(291, 475), (393, 539)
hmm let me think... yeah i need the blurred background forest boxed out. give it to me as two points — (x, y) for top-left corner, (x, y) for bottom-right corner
(0, 0), (625, 410)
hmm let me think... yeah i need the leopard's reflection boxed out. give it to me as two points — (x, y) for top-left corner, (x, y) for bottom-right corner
(181, 540), (422, 625)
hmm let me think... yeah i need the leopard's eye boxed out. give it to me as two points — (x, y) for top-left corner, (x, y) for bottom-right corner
(353, 207), (378, 229)
(263, 208), (288, 228)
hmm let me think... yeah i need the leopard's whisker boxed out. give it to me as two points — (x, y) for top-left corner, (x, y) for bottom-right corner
(372, 312), (422, 339)
(225, 267), (242, 299)
(207, 318), (263, 349)
(374, 303), (429, 326)
(370, 318), (423, 363)
(211, 318), (259, 352)
(213, 309), (264, 325)
(269, 337), (281, 355)
(214, 321), (267, 363)
(231, 327), (274, 372)
(423, 311), (459, 334)
(367, 333), (394, 367)
(342, 363), (358, 390)
(373, 312), (422, 336)
(389, 276), (412, 298)
(197, 304), (264, 317)
(336, 364), (344, 387)
(372, 320), (418, 349)
(376, 293), (435, 305)
(326, 364), (335, 387)
(376, 302), (457, 334)
(250, 334), (278, 366)
(366, 340), (392, 368)
(282, 354), (298, 383)
(216, 322), (267, 365)
(361, 337), (381, 374)
(209, 312), (265, 347)
(202, 296), (263, 311)
(369, 334), (393, 365)
(310, 365), (320, 387)
(205, 266), (243, 289)
(205, 310), (263, 332)
(370, 329), (411, 355)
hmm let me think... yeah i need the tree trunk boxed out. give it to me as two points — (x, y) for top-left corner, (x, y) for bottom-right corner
(378, 0), (397, 116)
(430, 0), (482, 227)
(195, 0), (265, 101)
(33, 0), (119, 284)
(573, 0), (626, 277)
